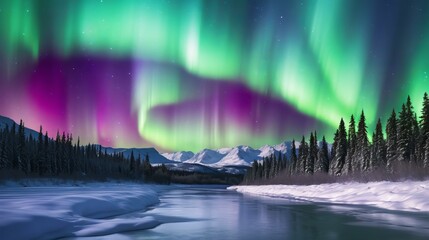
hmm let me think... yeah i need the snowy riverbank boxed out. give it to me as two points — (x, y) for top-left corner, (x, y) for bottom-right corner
(0, 181), (160, 239)
(228, 180), (429, 212)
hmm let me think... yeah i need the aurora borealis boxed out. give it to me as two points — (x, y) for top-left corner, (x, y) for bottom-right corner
(0, 0), (428, 152)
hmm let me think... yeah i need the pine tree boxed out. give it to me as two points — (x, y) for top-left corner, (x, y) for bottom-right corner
(10, 122), (18, 170)
(316, 136), (329, 173)
(331, 129), (339, 161)
(345, 115), (356, 174)
(277, 152), (284, 172)
(372, 118), (386, 170)
(305, 132), (315, 174)
(411, 113), (420, 164)
(270, 154), (278, 177)
(386, 110), (398, 172)
(313, 131), (319, 171)
(0, 140), (6, 169)
(298, 136), (308, 174)
(329, 129), (339, 174)
(356, 111), (369, 172)
(333, 118), (347, 175)
(129, 150), (135, 173)
(17, 120), (27, 174)
(135, 153), (141, 177)
(252, 160), (259, 181)
(143, 154), (152, 180)
(398, 103), (412, 162)
(424, 133), (429, 168)
(38, 126), (45, 175)
(369, 132), (376, 172)
(420, 93), (429, 163)
(403, 96), (419, 163)
(290, 139), (297, 174)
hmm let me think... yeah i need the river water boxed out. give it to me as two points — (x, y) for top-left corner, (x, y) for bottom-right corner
(105, 185), (429, 240)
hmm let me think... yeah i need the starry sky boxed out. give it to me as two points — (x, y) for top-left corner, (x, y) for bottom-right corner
(0, 0), (428, 152)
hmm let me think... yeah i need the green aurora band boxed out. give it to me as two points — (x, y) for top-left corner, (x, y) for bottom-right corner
(0, 0), (428, 151)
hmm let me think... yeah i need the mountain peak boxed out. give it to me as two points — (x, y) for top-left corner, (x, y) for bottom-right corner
(163, 141), (293, 167)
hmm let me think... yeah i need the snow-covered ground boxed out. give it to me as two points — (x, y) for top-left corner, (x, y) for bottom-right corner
(228, 180), (429, 212)
(0, 181), (160, 240)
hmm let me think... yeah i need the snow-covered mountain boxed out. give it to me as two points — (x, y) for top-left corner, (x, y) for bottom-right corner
(161, 151), (194, 162)
(162, 141), (294, 167)
(215, 146), (261, 167)
(185, 149), (225, 165)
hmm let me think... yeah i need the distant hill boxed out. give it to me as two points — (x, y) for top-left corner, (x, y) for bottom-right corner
(0, 115), (39, 139)
(100, 146), (175, 164)
(0, 115), (176, 165)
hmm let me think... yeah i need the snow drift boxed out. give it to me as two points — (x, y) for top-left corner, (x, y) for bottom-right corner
(229, 180), (429, 212)
(0, 183), (160, 239)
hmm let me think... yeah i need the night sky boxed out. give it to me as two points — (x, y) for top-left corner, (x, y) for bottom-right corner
(0, 0), (428, 152)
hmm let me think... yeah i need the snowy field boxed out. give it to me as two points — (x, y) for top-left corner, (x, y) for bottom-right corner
(228, 180), (429, 212)
(0, 181), (160, 240)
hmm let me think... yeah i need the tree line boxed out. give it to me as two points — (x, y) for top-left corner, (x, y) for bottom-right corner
(0, 121), (241, 184)
(244, 93), (429, 183)
(0, 123), (166, 182)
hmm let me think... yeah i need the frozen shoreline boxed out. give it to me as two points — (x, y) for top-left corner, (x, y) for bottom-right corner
(228, 180), (429, 212)
(0, 181), (160, 240)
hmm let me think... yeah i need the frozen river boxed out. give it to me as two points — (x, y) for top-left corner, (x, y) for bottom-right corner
(1, 183), (428, 240)
(120, 186), (429, 240)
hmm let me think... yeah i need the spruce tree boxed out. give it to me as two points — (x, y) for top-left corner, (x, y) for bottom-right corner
(277, 152), (284, 172)
(306, 132), (315, 174)
(398, 103), (412, 162)
(251, 160), (258, 181)
(405, 97), (419, 163)
(135, 153), (141, 177)
(331, 130), (338, 160)
(356, 111), (369, 172)
(10, 122), (18, 170)
(329, 129), (339, 174)
(345, 115), (356, 174)
(44, 131), (51, 175)
(143, 154), (152, 179)
(333, 118), (347, 175)
(129, 150), (135, 173)
(424, 133), (429, 168)
(372, 118), (386, 170)
(411, 113), (420, 163)
(290, 139), (297, 174)
(386, 110), (398, 171)
(298, 136), (308, 174)
(0, 140), (5, 169)
(17, 120), (27, 174)
(313, 131), (319, 170)
(420, 93), (429, 162)
(317, 135), (329, 173)
(38, 126), (45, 175)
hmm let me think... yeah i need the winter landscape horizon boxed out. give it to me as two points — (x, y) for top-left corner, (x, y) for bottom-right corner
(1, 0), (429, 239)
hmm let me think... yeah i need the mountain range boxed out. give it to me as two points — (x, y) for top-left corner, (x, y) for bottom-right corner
(161, 142), (296, 168)
(0, 115), (302, 173)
